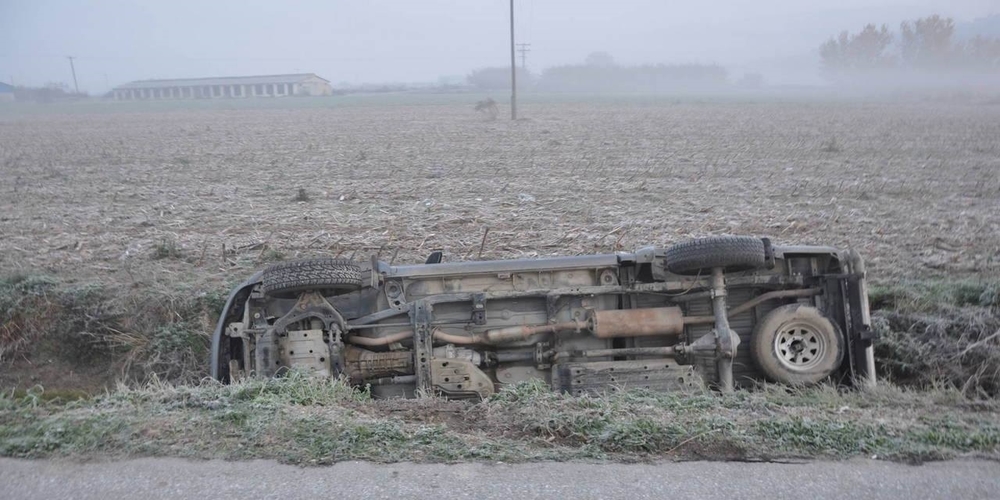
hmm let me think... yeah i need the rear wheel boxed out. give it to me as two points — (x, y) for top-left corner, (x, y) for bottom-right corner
(260, 258), (363, 299)
(750, 304), (844, 385)
(665, 235), (766, 275)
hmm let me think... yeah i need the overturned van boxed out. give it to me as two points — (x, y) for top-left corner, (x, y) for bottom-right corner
(211, 236), (876, 398)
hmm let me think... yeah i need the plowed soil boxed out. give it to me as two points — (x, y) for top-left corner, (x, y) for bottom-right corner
(1, 98), (998, 286)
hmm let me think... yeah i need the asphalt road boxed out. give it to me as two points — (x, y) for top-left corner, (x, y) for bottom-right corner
(2, 458), (999, 500)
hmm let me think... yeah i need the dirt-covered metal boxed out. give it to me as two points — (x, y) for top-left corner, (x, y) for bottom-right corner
(212, 235), (874, 398)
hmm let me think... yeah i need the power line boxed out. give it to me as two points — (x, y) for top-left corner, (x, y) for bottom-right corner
(516, 43), (531, 70)
(509, 0), (516, 120)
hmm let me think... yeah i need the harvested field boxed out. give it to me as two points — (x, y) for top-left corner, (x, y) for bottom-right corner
(1, 96), (999, 463)
(1, 97), (998, 287)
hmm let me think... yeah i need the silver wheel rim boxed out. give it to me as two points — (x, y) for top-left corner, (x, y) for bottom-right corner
(774, 322), (826, 371)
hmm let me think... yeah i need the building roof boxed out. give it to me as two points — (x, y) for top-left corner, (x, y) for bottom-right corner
(114, 73), (328, 90)
(0, 82), (13, 93)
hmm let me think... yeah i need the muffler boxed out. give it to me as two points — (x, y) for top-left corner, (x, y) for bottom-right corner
(587, 307), (685, 338)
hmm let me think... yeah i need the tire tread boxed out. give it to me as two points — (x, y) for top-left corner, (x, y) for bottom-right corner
(666, 236), (766, 275)
(260, 258), (363, 297)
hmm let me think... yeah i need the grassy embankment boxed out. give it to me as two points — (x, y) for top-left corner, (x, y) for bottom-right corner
(1, 274), (998, 463)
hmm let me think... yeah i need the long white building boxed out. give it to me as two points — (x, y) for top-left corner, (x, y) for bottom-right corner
(112, 73), (332, 100)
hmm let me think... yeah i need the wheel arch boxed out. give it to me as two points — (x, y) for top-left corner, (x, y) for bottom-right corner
(210, 271), (263, 382)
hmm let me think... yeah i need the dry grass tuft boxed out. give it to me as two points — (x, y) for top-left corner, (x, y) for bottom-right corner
(0, 274), (227, 384)
(292, 188), (311, 203)
(819, 135), (843, 153)
(872, 280), (1000, 397)
(0, 275), (59, 362)
(151, 238), (184, 260)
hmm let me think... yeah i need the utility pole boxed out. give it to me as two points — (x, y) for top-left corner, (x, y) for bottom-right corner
(516, 43), (531, 70)
(66, 56), (79, 94)
(509, 0), (516, 120)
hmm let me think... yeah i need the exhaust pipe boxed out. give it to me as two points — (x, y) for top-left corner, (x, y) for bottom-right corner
(348, 288), (822, 347)
(588, 307), (685, 338)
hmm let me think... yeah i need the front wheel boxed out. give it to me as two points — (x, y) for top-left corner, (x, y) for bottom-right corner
(750, 304), (845, 386)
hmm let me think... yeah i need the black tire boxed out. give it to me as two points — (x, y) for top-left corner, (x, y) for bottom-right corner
(260, 258), (363, 298)
(750, 304), (845, 386)
(665, 236), (766, 275)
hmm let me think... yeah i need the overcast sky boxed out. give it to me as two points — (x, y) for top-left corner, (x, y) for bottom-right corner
(1, 0), (996, 92)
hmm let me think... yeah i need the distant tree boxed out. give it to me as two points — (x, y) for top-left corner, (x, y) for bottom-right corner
(819, 24), (894, 78)
(537, 62), (727, 92)
(819, 14), (1000, 87)
(474, 97), (499, 119)
(737, 72), (764, 88)
(851, 24), (895, 68)
(901, 15), (956, 68)
(467, 67), (528, 90)
(584, 51), (616, 67)
(13, 82), (79, 103)
(964, 35), (1000, 69)
(819, 31), (850, 74)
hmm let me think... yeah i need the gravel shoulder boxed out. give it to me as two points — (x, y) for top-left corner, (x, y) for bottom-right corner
(3, 457), (999, 500)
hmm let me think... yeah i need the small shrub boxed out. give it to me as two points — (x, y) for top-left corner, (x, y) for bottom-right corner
(819, 136), (843, 153)
(0, 275), (58, 361)
(292, 188), (311, 202)
(980, 285), (1000, 309)
(870, 281), (996, 312)
(152, 238), (183, 260)
(142, 323), (210, 381)
(259, 247), (286, 263)
(871, 280), (1000, 397)
(0, 274), (225, 384)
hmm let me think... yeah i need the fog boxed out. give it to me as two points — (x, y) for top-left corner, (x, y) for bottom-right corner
(0, 0), (996, 92)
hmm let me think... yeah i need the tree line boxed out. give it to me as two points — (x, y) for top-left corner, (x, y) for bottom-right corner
(467, 52), (728, 92)
(820, 15), (1000, 83)
(9, 82), (89, 103)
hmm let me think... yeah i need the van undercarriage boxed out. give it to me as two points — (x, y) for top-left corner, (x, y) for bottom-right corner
(211, 236), (875, 398)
